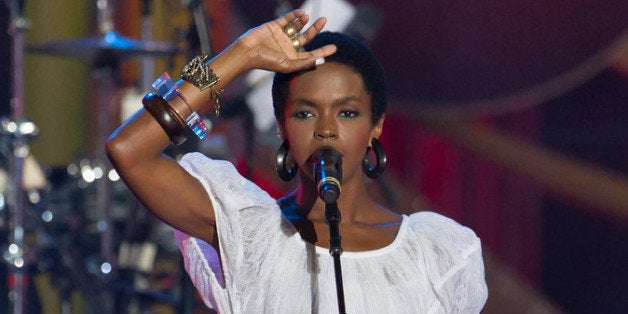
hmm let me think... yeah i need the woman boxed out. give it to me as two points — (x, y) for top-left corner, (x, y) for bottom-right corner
(107, 10), (487, 313)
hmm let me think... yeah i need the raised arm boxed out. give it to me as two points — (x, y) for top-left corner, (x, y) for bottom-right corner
(105, 10), (336, 245)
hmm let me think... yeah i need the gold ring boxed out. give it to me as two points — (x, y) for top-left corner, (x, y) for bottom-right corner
(284, 24), (296, 37)
(291, 37), (300, 50)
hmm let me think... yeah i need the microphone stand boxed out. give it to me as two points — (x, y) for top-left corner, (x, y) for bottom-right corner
(324, 201), (346, 313)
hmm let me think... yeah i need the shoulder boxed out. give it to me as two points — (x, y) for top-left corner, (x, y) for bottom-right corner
(406, 211), (477, 236)
(178, 152), (251, 191)
(179, 152), (276, 207)
(179, 152), (235, 173)
(404, 211), (488, 310)
(405, 211), (481, 258)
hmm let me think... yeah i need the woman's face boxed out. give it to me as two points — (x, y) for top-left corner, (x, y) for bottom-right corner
(282, 62), (384, 182)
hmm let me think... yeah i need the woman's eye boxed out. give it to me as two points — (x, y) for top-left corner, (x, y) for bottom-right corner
(292, 111), (314, 119)
(339, 110), (359, 119)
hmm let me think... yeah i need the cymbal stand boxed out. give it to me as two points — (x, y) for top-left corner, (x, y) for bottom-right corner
(2, 1), (37, 313)
(140, 0), (155, 92)
(185, 0), (212, 55)
(90, 63), (117, 314)
(90, 1), (117, 313)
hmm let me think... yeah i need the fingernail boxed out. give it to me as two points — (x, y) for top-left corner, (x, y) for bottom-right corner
(315, 58), (325, 66)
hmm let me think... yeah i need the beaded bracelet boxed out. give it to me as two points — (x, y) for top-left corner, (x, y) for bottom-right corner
(142, 92), (187, 145)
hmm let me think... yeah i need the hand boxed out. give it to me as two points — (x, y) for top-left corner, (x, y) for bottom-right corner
(236, 9), (337, 73)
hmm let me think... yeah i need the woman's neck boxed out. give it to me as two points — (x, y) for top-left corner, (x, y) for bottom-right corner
(281, 175), (388, 225)
(279, 184), (403, 251)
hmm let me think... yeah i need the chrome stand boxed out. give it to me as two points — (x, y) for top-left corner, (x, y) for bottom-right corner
(2, 1), (37, 313)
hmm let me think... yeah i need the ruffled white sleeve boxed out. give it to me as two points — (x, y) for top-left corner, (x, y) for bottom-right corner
(173, 152), (284, 313)
(407, 212), (488, 313)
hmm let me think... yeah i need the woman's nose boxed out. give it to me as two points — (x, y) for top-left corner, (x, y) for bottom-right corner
(314, 117), (338, 140)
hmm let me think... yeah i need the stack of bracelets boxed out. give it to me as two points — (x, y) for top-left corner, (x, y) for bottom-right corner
(142, 55), (223, 145)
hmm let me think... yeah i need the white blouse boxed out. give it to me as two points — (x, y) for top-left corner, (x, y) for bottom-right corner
(175, 152), (488, 313)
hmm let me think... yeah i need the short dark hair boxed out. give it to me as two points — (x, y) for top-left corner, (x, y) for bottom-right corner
(272, 31), (387, 127)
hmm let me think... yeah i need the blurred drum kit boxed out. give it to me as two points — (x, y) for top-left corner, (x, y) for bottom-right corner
(2, 0), (377, 312)
(1, 0), (216, 313)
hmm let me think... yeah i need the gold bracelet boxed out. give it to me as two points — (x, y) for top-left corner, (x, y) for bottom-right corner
(181, 55), (224, 116)
(210, 88), (224, 117)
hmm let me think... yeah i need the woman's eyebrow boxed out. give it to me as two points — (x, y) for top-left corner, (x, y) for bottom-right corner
(333, 96), (364, 106)
(289, 95), (365, 109)
(290, 98), (318, 107)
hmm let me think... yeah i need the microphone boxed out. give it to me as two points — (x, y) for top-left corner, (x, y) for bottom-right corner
(311, 147), (343, 203)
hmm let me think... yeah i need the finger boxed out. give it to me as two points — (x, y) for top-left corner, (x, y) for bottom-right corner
(298, 44), (337, 60)
(285, 57), (327, 72)
(281, 15), (309, 41)
(284, 44), (336, 70)
(291, 15), (309, 33)
(283, 16), (308, 39)
(273, 43), (335, 73)
(296, 17), (327, 47)
(279, 9), (305, 27)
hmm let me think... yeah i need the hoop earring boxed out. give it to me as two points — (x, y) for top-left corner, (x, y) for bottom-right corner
(362, 138), (387, 179)
(276, 139), (298, 181)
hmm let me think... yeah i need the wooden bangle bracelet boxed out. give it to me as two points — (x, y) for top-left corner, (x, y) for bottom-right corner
(142, 92), (187, 145)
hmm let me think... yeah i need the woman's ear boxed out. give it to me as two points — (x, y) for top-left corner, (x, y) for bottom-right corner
(370, 114), (386, 140)
(276, 122), (286, 140)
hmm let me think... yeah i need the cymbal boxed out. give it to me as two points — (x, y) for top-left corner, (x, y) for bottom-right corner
(26, 31), (184, 60)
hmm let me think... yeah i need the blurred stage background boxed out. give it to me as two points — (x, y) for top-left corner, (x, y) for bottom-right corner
(0, 0), (627, 313)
